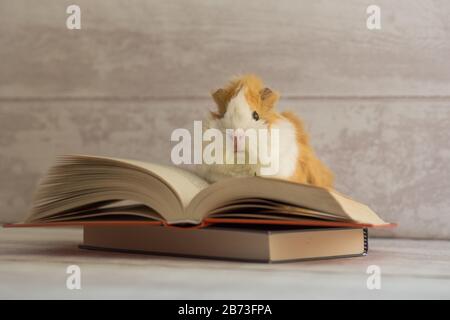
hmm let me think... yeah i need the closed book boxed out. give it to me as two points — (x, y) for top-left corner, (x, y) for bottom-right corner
(80, 225), (368, 262)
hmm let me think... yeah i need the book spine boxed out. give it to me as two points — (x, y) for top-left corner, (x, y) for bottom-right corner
(363, 228), (369, 255)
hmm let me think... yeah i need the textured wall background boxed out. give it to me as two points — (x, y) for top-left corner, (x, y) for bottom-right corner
(1, 0), (449, 239)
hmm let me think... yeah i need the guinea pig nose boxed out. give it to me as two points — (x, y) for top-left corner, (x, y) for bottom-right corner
(233, 131), (246, 152)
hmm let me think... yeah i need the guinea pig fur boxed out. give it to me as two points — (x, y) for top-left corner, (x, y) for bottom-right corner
(196, 74), (334, 188)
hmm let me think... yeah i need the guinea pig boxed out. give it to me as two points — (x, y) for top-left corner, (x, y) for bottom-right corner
(196, 74), (334, 188)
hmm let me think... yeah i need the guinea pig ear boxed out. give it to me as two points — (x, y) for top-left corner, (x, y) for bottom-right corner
(211, 88), (228, 116)
(260, 87), (279, 109)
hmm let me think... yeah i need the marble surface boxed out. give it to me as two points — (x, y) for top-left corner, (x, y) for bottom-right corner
(0, 227), (449, 299)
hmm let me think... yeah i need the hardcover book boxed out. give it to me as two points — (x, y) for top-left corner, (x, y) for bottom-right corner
(9, 154), (394, 229)
(80, 225), (369, 262)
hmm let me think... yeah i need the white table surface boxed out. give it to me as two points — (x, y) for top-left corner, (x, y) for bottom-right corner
(1, 227), (449, 299)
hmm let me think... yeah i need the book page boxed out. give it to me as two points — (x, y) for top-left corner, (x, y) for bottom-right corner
(75, 155), (210, 209)
(27, 155), (389, 227)
(188, 176), (390, 226)
(27, 155), (210, 224)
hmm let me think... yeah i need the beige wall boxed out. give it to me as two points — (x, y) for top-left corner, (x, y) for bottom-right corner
(1, 0), (449, 239)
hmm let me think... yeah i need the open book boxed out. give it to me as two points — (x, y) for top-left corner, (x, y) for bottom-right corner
(15, 155), (393, 229)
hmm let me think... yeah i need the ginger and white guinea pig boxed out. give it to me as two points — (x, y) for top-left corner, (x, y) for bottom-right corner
(196, 74), (334, 188)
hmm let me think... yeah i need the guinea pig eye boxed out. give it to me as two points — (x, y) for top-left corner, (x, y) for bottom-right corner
(252, 111), (259, 121)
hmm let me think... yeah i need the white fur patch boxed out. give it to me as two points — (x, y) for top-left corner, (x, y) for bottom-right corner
(222, 88), (259, 130)
(267, 117), (299, 178)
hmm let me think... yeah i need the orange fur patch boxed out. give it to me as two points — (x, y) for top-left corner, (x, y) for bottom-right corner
(211, 74), (281, 125)
(282, 111), (334, 188)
